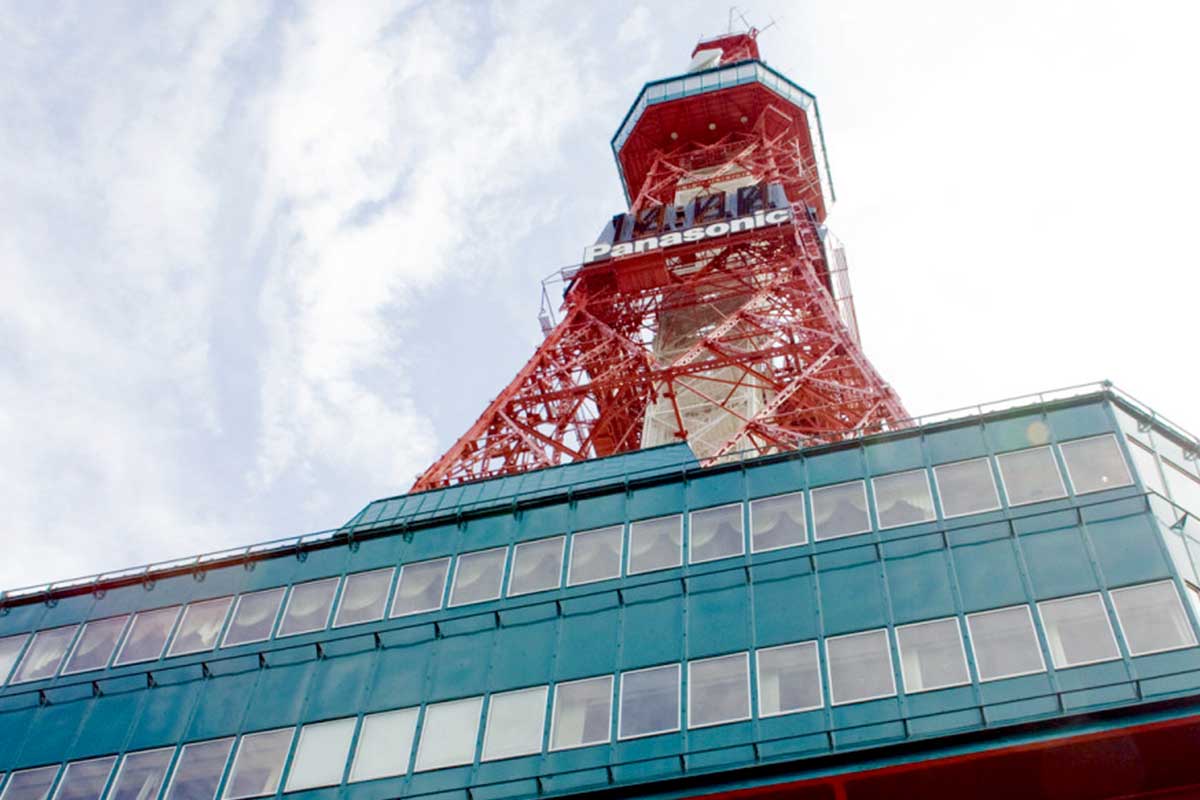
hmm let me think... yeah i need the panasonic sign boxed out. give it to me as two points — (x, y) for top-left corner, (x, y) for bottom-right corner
(583, 208), (793, 264)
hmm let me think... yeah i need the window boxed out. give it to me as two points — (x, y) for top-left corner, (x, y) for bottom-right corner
(567, 526), (623, 586)
(872, 470), (935, 529)
(1164, 459), (1200, 516)
(507, 538), (565, 597)
(448, 548), (507, 607)
(618, 664), (679, 739)
(482, 686), (547, 761)
(0, 634), (29, 685)
(895, 618), (969, 692)
(1110, 581), (1198, 656)
(1060, 435), (1133, 495)
(277, 578), (338, 637)
(349, 708), (418, 782)
(628, 515), (682, 574)
(0, 766), (59, 800)
(333, 568), (394, 627)
(52, 757), (116, 800)
(167, 597), (233, 657)
(825, 629), (896, 704)
(689, 504), (744, 564)
(62, 616), (128, 675)
(966, 606), (1045, 681)
(11, 625), (78, 683)
(756, 641), (821, 716)
(550, 675), (613, 750)
(107, 749), (174, 800)
(222, 588), (285, 648)
(811, 481), (870, 540)
(285, 718), (356, 791)
(414, 697), (483, 771)
(997, 447), (1067, 506)
(223, 729), (293, 799)
(934, 458), (1001, 518)
(689, 653), (750, 728)
(749, 492), (806, 552)
(391, 558), (450, 617)
(1038, 594), (1119, 668)
(164, 738), (234, 800)
(114, 606), (181, 665)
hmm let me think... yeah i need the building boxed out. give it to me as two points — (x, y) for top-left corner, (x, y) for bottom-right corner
(4, 31), (1200, 800)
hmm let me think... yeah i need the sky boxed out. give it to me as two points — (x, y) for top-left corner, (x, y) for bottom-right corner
(1, 1), (1198, 591)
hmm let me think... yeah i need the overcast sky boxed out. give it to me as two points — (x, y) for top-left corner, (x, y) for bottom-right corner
(2, 1), (1197, 591)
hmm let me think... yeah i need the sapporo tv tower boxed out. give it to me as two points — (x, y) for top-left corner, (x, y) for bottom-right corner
(415, 30), (907, 490)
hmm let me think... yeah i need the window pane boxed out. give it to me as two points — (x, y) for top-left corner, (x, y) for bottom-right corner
(108, 749), (173, 800)
(277, 578), (338, 637)
(167, 597), (233, 657)
(285, 718), (356, 791)
(224, 729), (293, 799)
(619, 664), (679, 739)
(0, 634), (29, 685)
(1038, 594), (1119, 668)
(688, 653), (750, 728)
(826, 630), (895, 704)
(165, 739), (233, 800)
(222, 589), (285, 648)
(1127, 436), (1166, 495)
(333, 569), (393, 627)
(628, 515), (682, 574)
(934, 459), (1001, 518)
(63, 616), (128, 675)
(12, 625), (78, 683)
(749, 493), (806, 552)
(997, 447), (1066, 506)
(896, 619), (969, 692)
(1111, 581), (1198, 655)
(482, 686), (547, 761)
(391, 558), (450, 617)
(689, 504), (744, 564)
(349, 708), (418, 782)
(567, 526), (622, 585)
(967, 606), (1045, 681)
(1164, 460), (1200, 516)
(507, 538), (564, 597)
(873, 471), (935, 529)
(756, 642), (821, 716)
(550, 676), (612, 750)
(1061, 435), (1133, 495)
(1, 766), (59, 800)
(52, 758), (116, 800)
(449, 549), (506, 607)
(811, 481), (870, 540)
(115, 607), (181, 665)
(414, 697), (483, 771)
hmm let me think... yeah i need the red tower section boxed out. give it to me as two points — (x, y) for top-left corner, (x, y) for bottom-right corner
(414, 32), (907, 491)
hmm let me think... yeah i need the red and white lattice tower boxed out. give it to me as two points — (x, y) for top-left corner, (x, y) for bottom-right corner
(414, 31), (907, 491)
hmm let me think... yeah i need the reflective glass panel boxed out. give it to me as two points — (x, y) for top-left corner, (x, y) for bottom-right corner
(167, 597), (233, 657)
(1164, 460), (1200, 516)
(811, 481), (870, 540)
(688, 653), (750, 728)
(52, 757), (116, 800)
(277, 578), (338, 637)
(482, 686), (547, 761)
(333, 569), (393, 627)
(618, 664), (679, 739)
(756, 642), (821, 716)
(62, 616), (127, 675)
(0, 634), (29, 685)
(1111, 581), (1198, 655)
(164, 739), (233, 800)
(12, 625), (78, 683)
(749, 493), (806, 552)
(567, 526), (623, 586)
(349, 708), (418, 782)
(222, 588), (285, 648)
(107, 749), (173, 800)
(507, 538), (564, 597)
(223, 728), (292, 799)
(1060, 435), (1133, 495)
(1127, 436), (1166, 495)
(550, 676), (613, 750)
(896, 619), (969, 692)
(934, 459), (1001, 518)
(628, 515), (682, 574)
(448, 549), (506, 607)
(1038, 594), (1119, 668)
(115, 606), (181, 665)
(1, 766), (59, 800)
(873, 471), (935, 529)
(826, 629), (895, 704)
(997, 447), (1067, 506)
(391, 558), (450, 617)
(414, 697), (483, 771)
(689, 504), (744, 564)
(285, 718), (356, 791)
(966, 606), (1045, 681)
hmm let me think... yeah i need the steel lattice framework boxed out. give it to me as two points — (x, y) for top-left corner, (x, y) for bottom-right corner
(413, 33), (906, 491)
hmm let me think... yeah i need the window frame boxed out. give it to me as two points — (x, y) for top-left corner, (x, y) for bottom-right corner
(0, 765), (61, 800)
(1059, 433), (1134, 496)
(480, 685), (549, 762)
(390, 557), (451, 618)
(166, 597), (234, 657)
(332, 568), (396, 628)
(754, 640), (823, 717)
(687, 651), (752, 729)
(565, 525), (625, 587)
(283, 717), (357, 792)
(413, 696), (484, 772)
(894, 617), (972, 693)
(1035, 592), (1121, 669)
(548, 675), (614, 752)
(10, 624), (80, 684)
(347, 706), (419, 783)
(823, 628), (898, 706)
(1110, 579), (1199, 657)
(222, 727), (295, 800)
(0, 633), (30, 686)
(50, 755), (117, 800)
(447, 547), (509, 608)
(617, 663), (681, 740)
(748, 491), (808, 553)
(687, 503), (746, 564)
(965, 604), (1047, 682)
(810, 480), (872, 541)
(932, 457), (1003, 519)
(871, 469), (937, 530)
(506, 537), (566, 598)
(626, 514), (684, 575)
(162, 738), (235, 800)
(276, 577), (340, 638)
(60, 615), (130, 676)
(106, 747), (175, 800)
(220, 588), (286, 649)
(995, 445), (1068, 508)
(113, 606), (182, 667)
